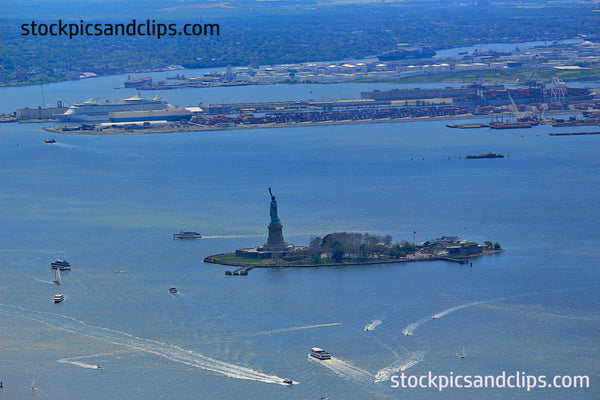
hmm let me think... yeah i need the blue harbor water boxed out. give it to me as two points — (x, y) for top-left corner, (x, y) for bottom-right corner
(0, 76), (599, 399)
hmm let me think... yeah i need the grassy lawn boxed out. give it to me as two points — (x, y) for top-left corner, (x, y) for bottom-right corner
(211, 253), (268, 265)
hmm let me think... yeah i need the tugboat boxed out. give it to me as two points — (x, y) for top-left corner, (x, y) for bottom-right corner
(54, 294), (65, 303)
(173, 231), (202, 240)
(51, 260), (71, 270)
(310, 347), (331, 360)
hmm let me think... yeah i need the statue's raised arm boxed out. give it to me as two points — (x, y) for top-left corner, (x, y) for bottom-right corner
(268, 187), (280, 225)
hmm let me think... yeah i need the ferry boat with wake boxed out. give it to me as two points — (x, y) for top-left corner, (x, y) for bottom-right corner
(310, 347), (331, 360)
(466, 152), (504, 159)
(173, 231), (202, 239)
(51, 260), (71, 270)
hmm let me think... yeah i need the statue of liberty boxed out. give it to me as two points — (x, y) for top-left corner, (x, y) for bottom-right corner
(269, 187), (281, 225)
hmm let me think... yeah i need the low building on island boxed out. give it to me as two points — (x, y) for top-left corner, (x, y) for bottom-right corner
(446, 242), (484, 257)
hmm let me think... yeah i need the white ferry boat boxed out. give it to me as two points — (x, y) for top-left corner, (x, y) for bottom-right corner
(51, 260), (71, 270)
(57, 94), (170, 122)
(54, 294), (64, 303)
(173, 231), (202, 240)
(310, 347), (331, 360)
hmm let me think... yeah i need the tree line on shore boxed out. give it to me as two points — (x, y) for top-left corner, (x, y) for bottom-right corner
(1, 4), (597, 86)
(306, 232), (502, 264)
(308, 232), (418, 263)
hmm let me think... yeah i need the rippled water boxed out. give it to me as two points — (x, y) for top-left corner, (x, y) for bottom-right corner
(1, 76), (599, 399)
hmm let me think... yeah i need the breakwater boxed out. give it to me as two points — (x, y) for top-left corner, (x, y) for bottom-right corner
(549, 131), (600, 136)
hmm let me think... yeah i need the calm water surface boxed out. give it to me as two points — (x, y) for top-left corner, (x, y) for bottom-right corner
(1, 77), (599, 399)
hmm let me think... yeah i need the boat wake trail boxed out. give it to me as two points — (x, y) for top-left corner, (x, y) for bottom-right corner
(312, 356), (373, 383)
(373, 350), (426, 382)
(58, 353), (112, 369)
(51, 142), (136, 158)
(246, 322), (342, 337)
(201, 235), (263, 239)
(364, 320), (382, 331)
(402, 293), (536, 336)
(2, 304), (290, 385)
(32, 276), (55, 285)
(432, 301), (482, 319)
(402, 315), (432, 336)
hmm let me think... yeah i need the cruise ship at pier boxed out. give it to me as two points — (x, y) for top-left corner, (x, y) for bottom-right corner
(57, 94), (170, 122)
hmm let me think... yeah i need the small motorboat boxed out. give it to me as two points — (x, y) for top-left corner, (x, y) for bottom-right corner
(54, 294), (64, 303)
(283, 378), (293, 385)
(169, 287), (178, 294)
(456, 346), (466, 359)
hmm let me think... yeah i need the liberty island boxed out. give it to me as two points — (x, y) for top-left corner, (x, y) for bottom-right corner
(203, 188), (503, 275)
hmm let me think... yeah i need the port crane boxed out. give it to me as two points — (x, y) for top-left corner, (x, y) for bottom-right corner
(550, 76), (567, 103)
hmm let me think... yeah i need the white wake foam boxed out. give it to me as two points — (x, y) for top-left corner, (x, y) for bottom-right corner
(402, 293), (537, 336)
(3, 304), (290, 385)
(58, 359), (103, 369)
(364, 320), (382, 331)
(432, 301), (482, 319)
(200, 235), (263, 239)
(57, 352), (117, 369)
(247, 322), (342, 337)
(373, 350), (426, 382)
(311, 356), (373, 383)
(401, 315), (432, 336)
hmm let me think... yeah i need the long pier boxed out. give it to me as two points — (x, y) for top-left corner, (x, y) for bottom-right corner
(549, 131), (600, 136)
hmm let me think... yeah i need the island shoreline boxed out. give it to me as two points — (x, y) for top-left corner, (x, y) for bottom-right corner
(204, 249), (505, 275)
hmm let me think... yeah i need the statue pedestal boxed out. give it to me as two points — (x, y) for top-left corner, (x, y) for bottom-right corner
(236, 223), (308, 260)
(262, 223), (287, 251)
(234, 188), (307, 260)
